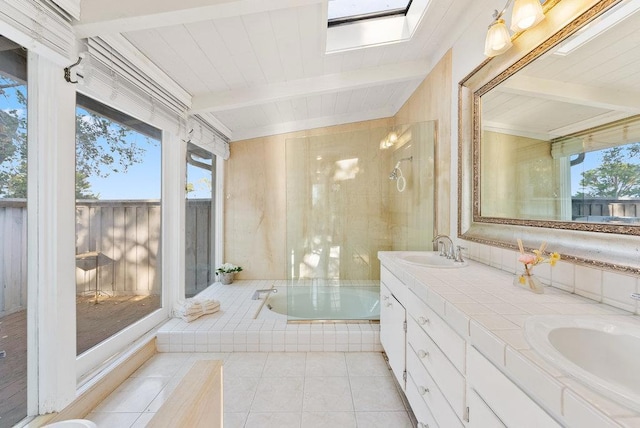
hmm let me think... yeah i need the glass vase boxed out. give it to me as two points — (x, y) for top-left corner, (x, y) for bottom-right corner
(513, 272), (544, 294)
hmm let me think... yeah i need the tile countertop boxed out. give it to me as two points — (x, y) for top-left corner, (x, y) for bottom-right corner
(378, 251), (640, 428)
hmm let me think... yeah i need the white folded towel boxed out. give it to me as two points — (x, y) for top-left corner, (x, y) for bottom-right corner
(173, 298), (221, 322)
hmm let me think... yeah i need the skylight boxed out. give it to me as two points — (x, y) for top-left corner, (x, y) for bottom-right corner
(328, 0), (413, 27)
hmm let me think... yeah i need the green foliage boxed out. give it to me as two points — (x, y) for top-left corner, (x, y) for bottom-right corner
(579, 143), (640, 198)
(0, 87), (27, 198)
(76, 172), (99, 199)
(0, 83), (154, 199)
(75, 110), (151, 179)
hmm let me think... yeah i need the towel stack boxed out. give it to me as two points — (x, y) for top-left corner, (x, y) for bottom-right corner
(173, 298), (221, 322)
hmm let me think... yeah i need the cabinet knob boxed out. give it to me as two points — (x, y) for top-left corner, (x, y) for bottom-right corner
(418, 423), (429, 428)
(418, 349), (429, 359)
(419, 386), (430, 395)
(418, 316), (429, 325)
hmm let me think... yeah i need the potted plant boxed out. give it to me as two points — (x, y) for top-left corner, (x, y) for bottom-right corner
(216, 263), (243, 285)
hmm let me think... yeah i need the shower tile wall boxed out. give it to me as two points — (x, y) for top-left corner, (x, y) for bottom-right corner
(285, 127), (392, 280)
(285, 122), (435, 280)
(224, 118), (436, 280)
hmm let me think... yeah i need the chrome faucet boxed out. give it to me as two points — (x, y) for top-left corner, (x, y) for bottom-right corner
(432, 234), (454, 259)
(252, 288), (277, 300)
(454, 245), (467, 263)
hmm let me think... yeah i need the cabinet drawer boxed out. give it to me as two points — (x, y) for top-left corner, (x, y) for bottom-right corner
(381, 266), (406, 303)
(406, 290), (465, 372)
(406, 372), (440, 428)
(468, 347), (561, 428)
(407, 316), (465, 420)
(407, 345), (464, 428)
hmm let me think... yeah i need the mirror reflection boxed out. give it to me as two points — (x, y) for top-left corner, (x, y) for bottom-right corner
(480, 0), (640, 226)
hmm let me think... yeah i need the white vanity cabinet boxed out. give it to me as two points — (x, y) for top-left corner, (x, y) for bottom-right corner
(380, 266), (466, 428)
(467, 347), (562, 428)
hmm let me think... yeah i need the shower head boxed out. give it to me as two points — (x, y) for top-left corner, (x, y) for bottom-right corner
(388, 157), (411, 180)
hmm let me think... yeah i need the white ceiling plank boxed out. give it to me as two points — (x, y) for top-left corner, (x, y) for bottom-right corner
(229, 106), (396, 141)
(242, 13), (285, 84)
(340, 49), (364, 72)
(275, 100), (296, 122)
(214, 16), (254, 55)
(498, 75), (640, 114)
(260, 103), (283, 123)
(334, 91), (352, 116)
(190, 60), (429, 113)
(297, 4), (325, 78)
(291, 98), (309, 122)
(75, 0), (323, 38)
(346, 88), (369, 114)
(269, 8), (305, 81)
(306, 95), (323, 118)
(153, 25), (224, 93)
(320, 93), (338, 117)
(182, 20), (244, 91)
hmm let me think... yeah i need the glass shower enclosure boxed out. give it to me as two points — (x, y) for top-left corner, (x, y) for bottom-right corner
(283, 121), (436, 321)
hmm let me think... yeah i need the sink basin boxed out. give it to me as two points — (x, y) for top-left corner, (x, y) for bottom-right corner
(525, 315), (640, 411)
(396, 251), (467, 268)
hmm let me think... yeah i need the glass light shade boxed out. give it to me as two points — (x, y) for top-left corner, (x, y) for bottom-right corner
(510, 0), (545, 32)
(484, 19), (513, 57)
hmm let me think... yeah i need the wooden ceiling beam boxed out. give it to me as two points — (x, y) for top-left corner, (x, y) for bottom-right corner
(497, 75), (640, 114)
(74, 0), (323, 38)
(189, 60), (429, 113)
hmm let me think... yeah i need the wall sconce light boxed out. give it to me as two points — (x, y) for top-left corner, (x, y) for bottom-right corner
(64, 53), (85, 84)
(484, 0), (545, 57)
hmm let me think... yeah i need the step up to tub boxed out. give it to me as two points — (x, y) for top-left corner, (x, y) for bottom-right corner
(147, 360), (223, 428)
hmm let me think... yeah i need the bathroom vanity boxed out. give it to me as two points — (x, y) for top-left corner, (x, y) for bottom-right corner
(378, 251), (640, 428)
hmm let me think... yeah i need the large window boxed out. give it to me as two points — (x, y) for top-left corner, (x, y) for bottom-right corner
(0, 35), (28, 427)
(185, 143), (215, 297)
(75, 95), (162, 355)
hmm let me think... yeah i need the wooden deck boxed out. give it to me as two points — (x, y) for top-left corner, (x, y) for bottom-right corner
(0, 294), (161, 427)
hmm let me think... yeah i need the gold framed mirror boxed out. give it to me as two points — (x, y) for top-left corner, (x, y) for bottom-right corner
(458, 0), (640, 273)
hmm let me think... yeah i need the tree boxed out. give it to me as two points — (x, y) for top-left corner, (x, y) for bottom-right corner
(0, 82), (153, 199)
(578, 143), (640, 198)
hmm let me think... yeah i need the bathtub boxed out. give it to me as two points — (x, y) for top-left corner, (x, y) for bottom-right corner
(261, 281), (380, 321)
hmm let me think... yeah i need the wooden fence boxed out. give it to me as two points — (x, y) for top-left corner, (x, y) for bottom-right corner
(572, 198), (640, 222)
(0, 200), (27, 316)
(0, 199), (213, 316)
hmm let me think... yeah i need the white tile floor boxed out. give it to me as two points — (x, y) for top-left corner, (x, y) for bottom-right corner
(86, 351), (412, 428)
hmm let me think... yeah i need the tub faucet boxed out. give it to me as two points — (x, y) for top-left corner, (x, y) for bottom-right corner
(432, 234), (454, 259)
(252, 288), (277, 300)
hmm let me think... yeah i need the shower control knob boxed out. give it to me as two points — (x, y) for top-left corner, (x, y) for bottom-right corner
(418, 316), (429, 325)
(382, 295), (389, 301)
(418, 349), (429, 359)
(418, 423), (429, 428)
(419, 386), (429, 395)
(385, 302), (392, 307)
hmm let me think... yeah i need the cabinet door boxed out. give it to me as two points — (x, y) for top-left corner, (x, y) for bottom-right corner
(468, 389), (505, 428)
(380, 283), (406, 390)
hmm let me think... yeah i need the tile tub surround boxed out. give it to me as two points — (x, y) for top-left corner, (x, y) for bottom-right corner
(378, 252), (640, 428)
(86, 352), (412, 428)
(156, 280), (381, 353)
